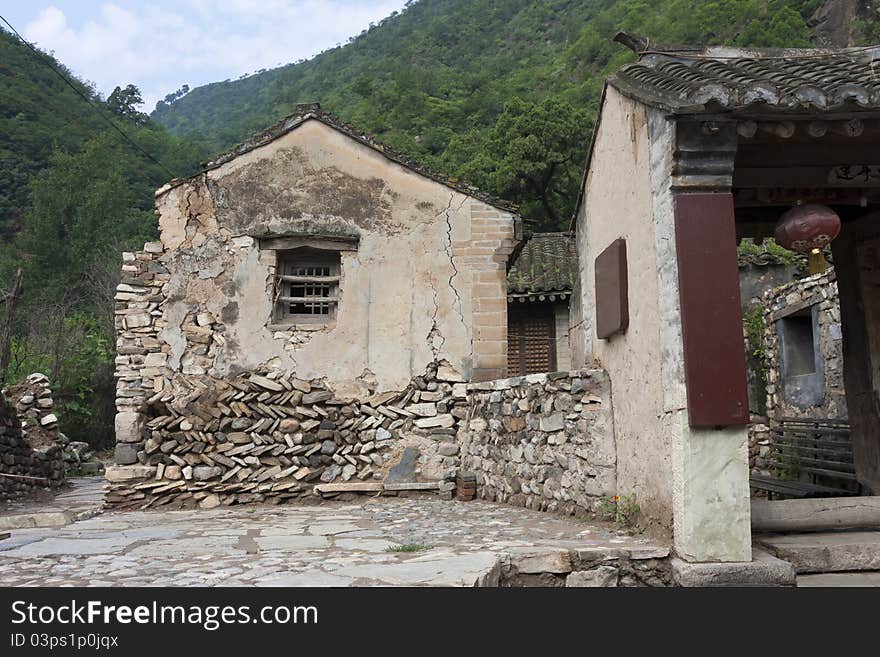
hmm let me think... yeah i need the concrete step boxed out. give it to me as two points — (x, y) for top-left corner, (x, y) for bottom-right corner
(756, 531), (880, 573)
(798, 571), (880, 587)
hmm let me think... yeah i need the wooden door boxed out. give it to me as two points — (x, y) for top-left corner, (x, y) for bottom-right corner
(507, 303), (557, 376)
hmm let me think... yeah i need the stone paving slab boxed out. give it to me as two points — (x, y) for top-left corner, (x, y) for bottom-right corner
(0, 498), (667, 587)
(0, 477), (105, 530)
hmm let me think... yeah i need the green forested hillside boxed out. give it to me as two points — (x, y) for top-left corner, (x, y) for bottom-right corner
(153, 0), (876, 224)
(0, 27), (208, 445)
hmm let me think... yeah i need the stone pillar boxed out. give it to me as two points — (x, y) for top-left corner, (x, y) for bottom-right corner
(665, 119), (751, 562)
(113, 241), (169, 468)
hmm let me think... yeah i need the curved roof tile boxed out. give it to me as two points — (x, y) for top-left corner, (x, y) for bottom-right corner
(610, 44), (880, 114)
(507, 232), (576, 295)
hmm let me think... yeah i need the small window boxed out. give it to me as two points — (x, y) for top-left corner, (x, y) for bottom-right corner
(780, 310), (816, 377)
(275, 248), (340, 325)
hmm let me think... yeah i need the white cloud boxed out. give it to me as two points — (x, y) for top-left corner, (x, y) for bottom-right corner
(23, 1), (407, 111)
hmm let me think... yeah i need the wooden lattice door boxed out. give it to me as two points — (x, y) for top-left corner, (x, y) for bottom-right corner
(507, 303), (557, 376)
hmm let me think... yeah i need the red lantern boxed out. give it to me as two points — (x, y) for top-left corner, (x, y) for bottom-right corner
(774, 204), (841, 252)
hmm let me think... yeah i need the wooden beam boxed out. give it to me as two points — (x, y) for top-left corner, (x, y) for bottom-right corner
(758, 121), (795, 139)
(277, 275), (340, 284)
(737, 120), (758, 139)
(734, 165), (880, 188)
(807, 121), (828, 138)
(831, 119), (864, 138)
(278, 296), (338, 304)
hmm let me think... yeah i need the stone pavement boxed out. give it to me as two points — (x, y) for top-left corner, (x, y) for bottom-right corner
(0, 497), (668, 586)
(0, 477), (104, 529)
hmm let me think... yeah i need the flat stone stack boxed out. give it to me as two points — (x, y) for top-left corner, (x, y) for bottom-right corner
(6, 372), (58, 440)
(114, 242), (167, 419)
(105, 361), (469, 509)
(457, 370), (616, 516)
(0, 396), (65, 500)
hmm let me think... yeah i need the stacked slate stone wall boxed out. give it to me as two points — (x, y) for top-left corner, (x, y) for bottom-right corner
(457, 370), (616, 516)
(0, 396), (65, 500)
(106, 360), (470, 509)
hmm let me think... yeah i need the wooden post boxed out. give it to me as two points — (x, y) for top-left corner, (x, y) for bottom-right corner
(0, 268), (23, 386)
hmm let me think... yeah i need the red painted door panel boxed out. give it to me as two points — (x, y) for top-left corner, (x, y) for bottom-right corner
(673, 193), (749, 426)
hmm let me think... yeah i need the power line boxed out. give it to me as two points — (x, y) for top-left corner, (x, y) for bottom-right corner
(0, 14), (177, 179)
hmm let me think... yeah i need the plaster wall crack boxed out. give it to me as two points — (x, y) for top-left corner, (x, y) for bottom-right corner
(442, 194), (467, 331)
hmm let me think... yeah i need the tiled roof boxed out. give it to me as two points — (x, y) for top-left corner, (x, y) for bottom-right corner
(609, 43), (880, 114)
(162, 103), (518, 213)
(507, 232), (576, 296)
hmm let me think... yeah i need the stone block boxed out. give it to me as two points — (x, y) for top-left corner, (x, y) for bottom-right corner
(143, 352), (168, 368)
(539, 413), (565, 432)
(508, 548), (572, 574)
(414, 414), (455, 429)
(670, 550), (795, 587)
(406, 402), (438, 417)
(114, 442), (141, 465)
(105, 465), (156, 482)
(566, 566), (619, 587)
(115, 412), (143, 443)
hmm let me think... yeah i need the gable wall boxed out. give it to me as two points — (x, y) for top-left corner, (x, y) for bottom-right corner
(145, 120), (517, 397)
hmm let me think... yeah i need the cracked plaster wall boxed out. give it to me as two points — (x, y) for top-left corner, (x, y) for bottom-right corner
(151, 119), (518, 398)
(574, 88), (751, 562)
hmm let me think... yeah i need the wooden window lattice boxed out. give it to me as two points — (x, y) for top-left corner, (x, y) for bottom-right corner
(275, 250), (340, 324)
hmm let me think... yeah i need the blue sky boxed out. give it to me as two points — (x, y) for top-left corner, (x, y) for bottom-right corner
(1, 1), (408, 110)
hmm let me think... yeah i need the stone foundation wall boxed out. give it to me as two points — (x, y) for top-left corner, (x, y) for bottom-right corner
(748, 421), (773, 477)
(497, 546), (670, 587)
(106, 367), (617, 515)
(457, 370), (616, 516)
(0, 396), (64, 500)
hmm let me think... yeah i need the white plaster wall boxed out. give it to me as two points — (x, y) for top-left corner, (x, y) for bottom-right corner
(154, 119), (517, 397)
(577, 87), (673, 529)
(554, 303), (572, 371)
(576, 89), (751, 561)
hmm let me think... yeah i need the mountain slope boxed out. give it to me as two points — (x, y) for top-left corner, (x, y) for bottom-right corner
(0, 28), (108, 237)
(153, 0), (876, 163)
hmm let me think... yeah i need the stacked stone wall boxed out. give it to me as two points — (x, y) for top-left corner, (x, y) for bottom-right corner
(0, 396), (64, 500)
(458, 370), (616, 516)
(762, 268), (845, 422)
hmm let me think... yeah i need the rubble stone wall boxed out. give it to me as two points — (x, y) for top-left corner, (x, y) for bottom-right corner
(458, 370), (616, 516)
(107, 361), (469, 509)
(762, 268), (846, 421)
(0, 396), (64, 500)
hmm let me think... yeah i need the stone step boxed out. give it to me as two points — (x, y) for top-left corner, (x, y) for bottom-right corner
(797, 571), (880, 587)
(756, 531), (880, 573)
